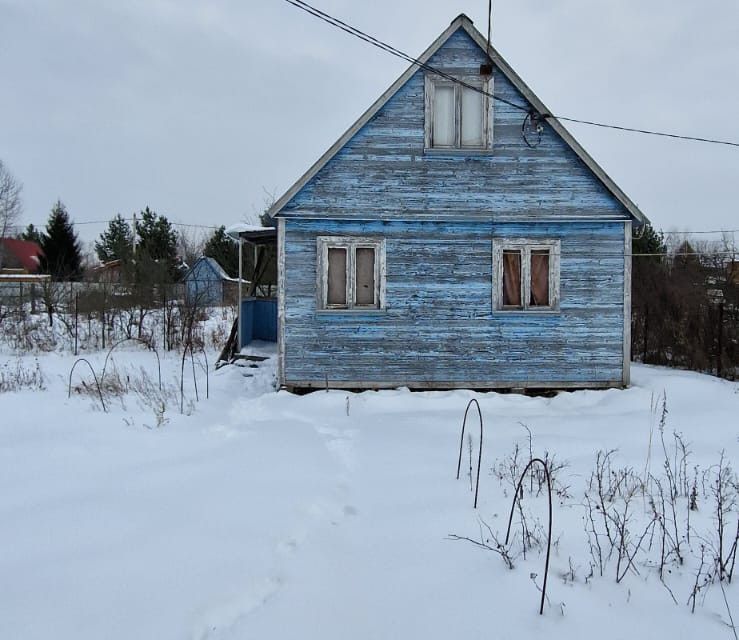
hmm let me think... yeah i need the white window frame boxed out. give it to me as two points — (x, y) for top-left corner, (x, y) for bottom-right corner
(492, 238), (561, 312)
(424, 73), (493, 151)
(316, 236), (386, 311)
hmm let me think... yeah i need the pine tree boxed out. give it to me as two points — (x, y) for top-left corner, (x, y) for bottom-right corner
(632, 223), (665, 257)
(134, 207), (179, 281)
(203, 225), (239, 277)
(40, 200), (83, 280)
(95, 214), (134, 263)
(20, 223), (43, 245)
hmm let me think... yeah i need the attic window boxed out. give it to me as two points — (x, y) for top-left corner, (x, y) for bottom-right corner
(493, 239), (560, 312)
(317, 236), (385, 311)
(425, 74), (492, 150)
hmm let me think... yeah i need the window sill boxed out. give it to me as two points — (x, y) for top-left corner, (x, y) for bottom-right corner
(492, 308), (561, 316)
(316, 308), (387, 315)
(423, 147), (493, 157)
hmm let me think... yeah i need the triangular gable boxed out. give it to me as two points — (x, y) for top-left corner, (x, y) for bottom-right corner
(268, 14), (647, 225)
(185, 256), (229, 282)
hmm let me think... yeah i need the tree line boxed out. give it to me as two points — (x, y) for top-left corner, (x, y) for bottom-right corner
(16, 203), (246, 284)
(632, 224), (738, 379)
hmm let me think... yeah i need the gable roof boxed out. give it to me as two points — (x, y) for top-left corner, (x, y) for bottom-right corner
(185, 256), (250, 284)
(268, 14), (647, 226)
(185, 256), (230, 281)
(0, 238), (44, 273)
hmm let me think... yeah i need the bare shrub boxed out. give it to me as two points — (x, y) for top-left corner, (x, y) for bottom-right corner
(0, 358), (45, 393)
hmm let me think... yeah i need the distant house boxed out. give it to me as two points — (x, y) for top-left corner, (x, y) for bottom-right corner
(268, 14), (649, 391)
(88, 259), (125, 284)
(0, 238), (43, 274)
(184, 256), (248, 306)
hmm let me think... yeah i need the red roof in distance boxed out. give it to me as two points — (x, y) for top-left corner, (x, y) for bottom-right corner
(0, 238), (44, 273)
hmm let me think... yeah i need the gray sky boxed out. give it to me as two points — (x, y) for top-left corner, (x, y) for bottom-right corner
(1, 0), (738, 246)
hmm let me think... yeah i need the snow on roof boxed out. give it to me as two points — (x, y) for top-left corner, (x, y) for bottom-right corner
(224, 224), (277, 240)
(225, 223), (267, 234)
(0, 273), (51, 282)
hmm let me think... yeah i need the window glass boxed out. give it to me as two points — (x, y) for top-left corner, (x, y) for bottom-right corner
(433, 85), (455, 147)
(461, 86), (484, 147)
(502, 250), (522, 307)
(355, 247), (376, 306)
(327, 247), (347, 306)
(530, 249), (550, 307)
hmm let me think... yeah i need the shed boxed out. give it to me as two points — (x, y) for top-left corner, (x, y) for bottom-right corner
(183, 256), (247, 307)
(269, 14), (649, 391)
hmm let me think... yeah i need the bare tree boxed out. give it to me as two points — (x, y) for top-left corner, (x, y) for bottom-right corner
(177, 226), (206, 270)
(0, 160), (24, 269)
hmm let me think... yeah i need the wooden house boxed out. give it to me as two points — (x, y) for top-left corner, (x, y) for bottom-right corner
(268, 14), (648, 391)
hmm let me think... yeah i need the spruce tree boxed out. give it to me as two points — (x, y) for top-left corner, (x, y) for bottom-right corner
(203, 225), (239, 277)
(95, 214), (134, 263)
(40, 200), (83, 280)
(134, 207), (179, 281)
(20, 223), (43, 245)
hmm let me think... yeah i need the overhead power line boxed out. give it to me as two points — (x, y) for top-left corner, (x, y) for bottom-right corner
(283, 0), (528, 113)
(71, 219), (221, 230)
(284, 0), (739, 149)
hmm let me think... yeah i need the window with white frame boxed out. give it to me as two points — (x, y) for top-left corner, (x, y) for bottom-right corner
(492, 239), (560, 311)
(424, 74), (492, 150)
(317, 237), (385, 310)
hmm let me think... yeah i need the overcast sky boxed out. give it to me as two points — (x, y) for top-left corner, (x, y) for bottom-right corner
(1, 0), (738, 246)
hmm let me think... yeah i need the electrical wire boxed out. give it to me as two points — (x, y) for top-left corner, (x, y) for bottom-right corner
(284, 0), (739, 149)
(543, 114), (739, 148)
(68, 218), (739, 237)
(65, 219), (739, 258)
(283, 0), (528, 113)
(70, 219), (221, 230)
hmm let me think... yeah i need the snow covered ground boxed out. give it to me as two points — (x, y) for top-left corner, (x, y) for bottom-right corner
(1, 338), (737, 639)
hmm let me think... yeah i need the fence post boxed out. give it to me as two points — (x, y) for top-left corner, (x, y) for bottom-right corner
(74, 292), (79, 356)
(162, 287), (167, 351)
(101, 286), (106, 350)
(717, 301), (724, 377)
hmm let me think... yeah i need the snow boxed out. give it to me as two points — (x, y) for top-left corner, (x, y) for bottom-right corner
(224, 223), (275, 237)
(0, 334), (737, 639)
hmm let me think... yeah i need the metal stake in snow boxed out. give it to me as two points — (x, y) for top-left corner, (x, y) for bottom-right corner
(455, 399), (483, 509)
(504, 457), (553, 615)
(68, 358), (107, 413)
(180, 342), (199, 414)
(100, 337), (162, 391)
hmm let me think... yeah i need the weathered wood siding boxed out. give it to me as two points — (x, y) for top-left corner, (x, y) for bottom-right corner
(283, 219), (625, 388)
(281, 29), (630, 224)
(279, 27), (632, 389)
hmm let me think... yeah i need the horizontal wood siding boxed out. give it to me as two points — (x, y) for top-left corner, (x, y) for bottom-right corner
(283, 219), (625, 388)
(282, 29), (629, 224)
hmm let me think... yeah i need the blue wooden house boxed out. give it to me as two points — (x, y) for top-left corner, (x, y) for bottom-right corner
(268, 14), (648, 391)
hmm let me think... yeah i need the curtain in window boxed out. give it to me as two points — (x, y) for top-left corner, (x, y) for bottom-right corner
(355, 248), (376, 305)
(327, 247), (347, 306)
(502, 250), (522, 306)
(461, 86), (484, 147)
(433, 85), (455, 146)
(530, 250), (550, 307)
